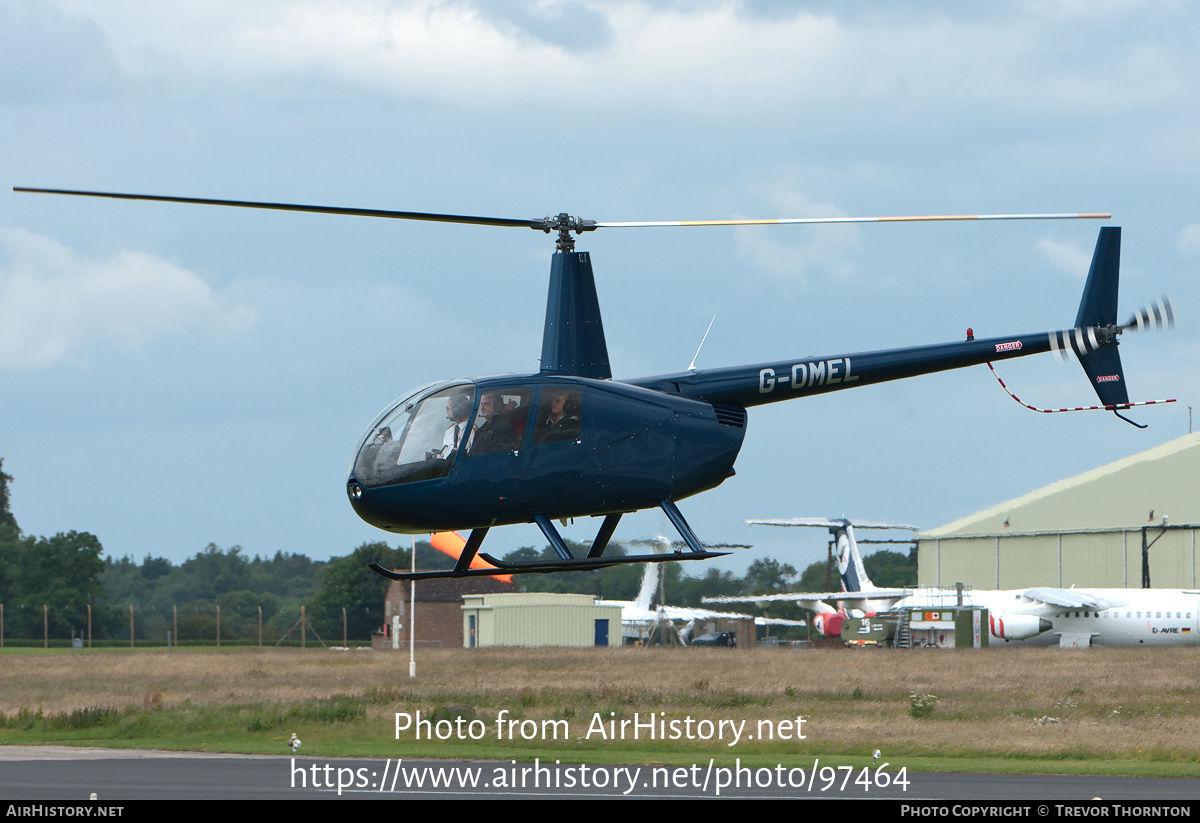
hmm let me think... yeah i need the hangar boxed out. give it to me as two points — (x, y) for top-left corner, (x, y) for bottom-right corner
(917, 432), (1200, 590)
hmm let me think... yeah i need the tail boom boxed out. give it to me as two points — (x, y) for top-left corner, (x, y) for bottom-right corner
(626, 227), (1165, 424)
(631, 330), (1057, 408)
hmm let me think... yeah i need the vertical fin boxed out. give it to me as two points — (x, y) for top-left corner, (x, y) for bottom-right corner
(1075, 227), (1120, 328)
(1073, 227), (1130, 408)
(835, 522), (875, 592)
(540, 252), (612, 379)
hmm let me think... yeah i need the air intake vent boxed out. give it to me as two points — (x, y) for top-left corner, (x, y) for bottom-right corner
(710, 402), (747, 428)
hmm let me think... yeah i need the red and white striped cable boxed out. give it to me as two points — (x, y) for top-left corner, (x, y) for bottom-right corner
(985, 362), (1176, 414)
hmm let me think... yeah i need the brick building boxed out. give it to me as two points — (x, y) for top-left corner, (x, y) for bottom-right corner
(373, 575), (518, 650)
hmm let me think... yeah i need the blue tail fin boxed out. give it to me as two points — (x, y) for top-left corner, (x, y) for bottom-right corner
(1071, 227), (1131, 408)
(1075, 227), (1121, 329)
(540, 252), (611, 379)
(835, 523), (874, 593)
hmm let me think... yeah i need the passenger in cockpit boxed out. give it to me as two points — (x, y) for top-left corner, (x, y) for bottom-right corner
(534, 388), (581, 444)
(469, 392), (518, 456)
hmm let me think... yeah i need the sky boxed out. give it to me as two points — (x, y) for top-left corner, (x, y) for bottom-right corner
(2, 0), (1198, 577)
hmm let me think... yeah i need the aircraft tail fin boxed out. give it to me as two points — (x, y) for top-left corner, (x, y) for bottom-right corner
(632, 537), (670, 611)
(540, 252), (612, 379)
(835, 523), (875, 593)
(1063, 227), (1131, 409)
(1074, 227), (1121, 331)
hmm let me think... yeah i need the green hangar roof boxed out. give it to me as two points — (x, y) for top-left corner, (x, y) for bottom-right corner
(922, 432), (1200, 538)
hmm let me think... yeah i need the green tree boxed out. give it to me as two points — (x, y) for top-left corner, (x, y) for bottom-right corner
(3, 531), (113, 638)
(0, 516), (17, 607)
(744, 557), (798, 595)
(796, 559), (833, 592)
(790, 547), (917, 593)
(141, 555), (172, 581)
(244, 551), (323, 600)
(0, 458), (16, 532)
(502, 542), (639, 599)
(177, 544), (252, 602)
(862, 548), (918, 587)
(0, 459), (19, 601)
(100, 546), (328, 641)
(309, 541), (406, 641)
(661, 563), (741, 607)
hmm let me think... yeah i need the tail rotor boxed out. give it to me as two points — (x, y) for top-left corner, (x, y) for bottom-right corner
(1124, 296), (1177, 334)
(1049, 295), (1176, 364)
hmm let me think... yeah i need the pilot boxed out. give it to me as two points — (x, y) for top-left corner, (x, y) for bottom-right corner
(437, 393), (472, 458)
(534, 388), (581, 444)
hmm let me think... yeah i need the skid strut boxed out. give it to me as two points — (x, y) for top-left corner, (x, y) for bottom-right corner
(368, 502), (725, 581)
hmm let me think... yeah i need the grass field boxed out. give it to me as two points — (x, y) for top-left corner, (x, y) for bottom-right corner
(2, 644), (1199, 776)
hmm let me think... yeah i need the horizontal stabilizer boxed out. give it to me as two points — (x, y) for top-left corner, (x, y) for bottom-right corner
(746, 517), (919, 531)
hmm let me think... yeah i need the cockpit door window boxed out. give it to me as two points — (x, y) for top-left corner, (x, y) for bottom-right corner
(354, 385), (473, 486)
(532, 386), (583, 446)
(465, 387), (533, 457)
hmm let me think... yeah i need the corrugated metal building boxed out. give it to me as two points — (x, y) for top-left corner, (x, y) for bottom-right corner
(461, 592), (623, 648)
(918, 432), (1200, 589)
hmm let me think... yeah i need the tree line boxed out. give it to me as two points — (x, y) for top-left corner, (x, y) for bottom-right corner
(0, 458), (914, 642)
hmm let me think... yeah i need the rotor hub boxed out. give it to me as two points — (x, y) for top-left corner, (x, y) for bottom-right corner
(535, 213), (597, 253)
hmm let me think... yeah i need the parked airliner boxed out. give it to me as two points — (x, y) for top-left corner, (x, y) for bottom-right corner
(598, 537), (804, 644)
(704, 518), (1200, 648)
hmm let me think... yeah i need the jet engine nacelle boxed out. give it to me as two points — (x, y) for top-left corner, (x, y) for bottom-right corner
(989, 613), (1052, 641)
(812, 613), (846, 638)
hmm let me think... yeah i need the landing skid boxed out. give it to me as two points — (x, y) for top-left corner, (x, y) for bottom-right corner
(369, 550), (727, 582)
(368, 501), (725, 582)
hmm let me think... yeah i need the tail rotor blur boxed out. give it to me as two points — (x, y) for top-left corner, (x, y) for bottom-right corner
(1124, 296), (1176, 334)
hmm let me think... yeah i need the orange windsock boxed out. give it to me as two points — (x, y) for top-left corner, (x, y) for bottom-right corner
(429, 532), (512, 582)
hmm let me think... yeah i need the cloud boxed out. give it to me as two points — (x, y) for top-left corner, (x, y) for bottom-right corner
(0, 0), (120, 102)
(732, 188), (861, 288)
(0, 228), (255, 369)
(1036, 237), (1091, 277)
(1178, 223), (1200, 255)
(46, 0), (1196, 117)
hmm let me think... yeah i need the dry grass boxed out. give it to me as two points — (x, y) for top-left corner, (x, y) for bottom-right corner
(3, 645), (1200, 761)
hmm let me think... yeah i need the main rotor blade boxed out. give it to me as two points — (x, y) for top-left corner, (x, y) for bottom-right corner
(15, 188), (1111, 235)
(596, 212), (1111, 228)
(14, 187), (539, 229)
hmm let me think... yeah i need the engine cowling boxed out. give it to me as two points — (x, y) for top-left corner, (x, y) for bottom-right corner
(812, 613), (846, 638)
(989, 613), (1052, 641)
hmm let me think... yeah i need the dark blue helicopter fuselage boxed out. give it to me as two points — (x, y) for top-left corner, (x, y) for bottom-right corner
(348, 374), (747, 533)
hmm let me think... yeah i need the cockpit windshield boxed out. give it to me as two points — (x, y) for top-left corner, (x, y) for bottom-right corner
(353, 383), (473, 487)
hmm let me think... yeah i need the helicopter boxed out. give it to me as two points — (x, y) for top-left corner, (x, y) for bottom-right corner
(14, 188), (1171, 581)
